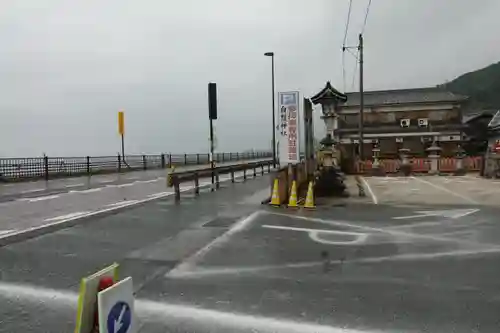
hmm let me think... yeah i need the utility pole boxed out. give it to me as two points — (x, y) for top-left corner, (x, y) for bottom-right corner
(358, 33), (364, 160)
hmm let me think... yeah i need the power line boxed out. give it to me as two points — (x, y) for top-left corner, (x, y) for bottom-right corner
(361, 0), (373, 35)
(342, 0), (353, 92)
(342, 0), (353, 47)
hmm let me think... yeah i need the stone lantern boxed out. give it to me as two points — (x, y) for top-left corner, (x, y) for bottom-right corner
(310, 82), (348, 197)
(320, 134), (336, 167)
(426, 141), (442, 175)
(311, 81), (348, 145)
(311, 82), (347, 167)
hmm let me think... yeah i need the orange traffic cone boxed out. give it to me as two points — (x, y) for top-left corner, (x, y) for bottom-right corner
(303, 181), (315, 209)
(270, 178), (281, 206)
(288, 180), (298, 208)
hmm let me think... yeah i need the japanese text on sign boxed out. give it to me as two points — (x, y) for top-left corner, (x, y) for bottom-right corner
(277, 91), (300, 164)
(287, 105), (298, 161)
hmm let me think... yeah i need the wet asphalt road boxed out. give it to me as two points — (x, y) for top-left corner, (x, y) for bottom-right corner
(2, 174), (500, 332)
(0, 159), (270, 237)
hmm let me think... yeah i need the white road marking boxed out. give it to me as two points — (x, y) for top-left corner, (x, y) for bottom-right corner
(264, 211), (488, 248)
(64, 183), (85, 188)
(360, 176), (378, 204)
(98, 179), (115, 184)
(44, 212), (90, 222)
(392, 209), (479, 220)
(147, 192), (173, 198)
(411, 176), (478, 204)
(0, 230), (15, 236)
(262, 225), (362, 235)
(134, 179), (159, 184)
(18, 194), (60, 202)
(105, 200), (139, 208)
(0, 282), (367, 333)
(20, 188), (45, 194)
(69, 188), (102, 194)
(262, 225), (368, 245)
(168, 211), (261, 278)
(114, 183), (135, 188)
(170, 246), (500, 279)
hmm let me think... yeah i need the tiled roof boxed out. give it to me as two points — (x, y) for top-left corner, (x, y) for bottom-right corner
(311, 81), (347, 104)
(343, 87), (467, 107)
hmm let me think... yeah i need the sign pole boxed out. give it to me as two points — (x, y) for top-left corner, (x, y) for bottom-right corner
(210, 117), (214, 189)
(208, 82), (218, 191)
(118, 110), (125, 162)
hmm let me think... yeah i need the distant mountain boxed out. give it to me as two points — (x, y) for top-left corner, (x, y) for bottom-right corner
(440, 61), (500, 113)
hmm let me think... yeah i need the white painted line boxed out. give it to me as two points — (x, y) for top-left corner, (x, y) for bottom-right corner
(3, 192), (176, 242)
(44, 212), (90, 222)
(114, 183), (134, 188)
(392, 214), (436, 220)
(0, 230), (15, 236)
(18, 194), (60, 202)
(262, 224), (368, 245)
(0, 282), (367, 333)
(64, 183), (85, 188)
(172, 246), (500, 279)
(147, 192), (173, 198)
(262, 224), (363, 236)
(360, 176), (378, 204)
(134, 179), (159, 184)
(20, 188), (45, 194)
(411, 176), (478, 204)
(263, 211), (488, 248)
(69, 188), (102, 194)
(98, 179), (115, 184)
(105, 200), (139, 208)
(168, 211), (261, 278)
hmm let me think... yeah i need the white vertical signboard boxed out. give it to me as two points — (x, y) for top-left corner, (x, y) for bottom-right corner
(278, 91), (300, 165)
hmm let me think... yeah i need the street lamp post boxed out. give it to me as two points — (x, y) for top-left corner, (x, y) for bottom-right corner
(264, 52), (277, 168)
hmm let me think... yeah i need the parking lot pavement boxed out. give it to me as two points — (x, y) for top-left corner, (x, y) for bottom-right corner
(151, 205), (500, 333)
(362, 175), (500, 207)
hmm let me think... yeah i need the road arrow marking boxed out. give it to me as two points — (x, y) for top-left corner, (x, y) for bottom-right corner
(392, 208), (479, 220)
(114, 303), (126, 333)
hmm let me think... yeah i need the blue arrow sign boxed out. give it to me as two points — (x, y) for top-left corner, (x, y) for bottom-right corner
(107, 301), (131, 333)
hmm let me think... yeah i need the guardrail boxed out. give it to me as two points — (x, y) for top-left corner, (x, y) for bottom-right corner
(0, 151), (272, 182)
(169, 160), (274, 201)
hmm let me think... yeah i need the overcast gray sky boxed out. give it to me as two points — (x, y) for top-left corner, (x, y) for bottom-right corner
(1, 0), (499, 157)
